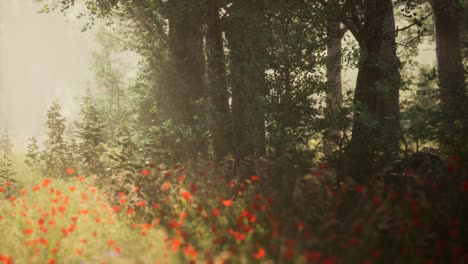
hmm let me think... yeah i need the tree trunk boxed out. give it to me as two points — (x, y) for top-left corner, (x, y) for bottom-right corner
(225, 1), (267, 162)
(344, 0), (401, 183)
(167, 0), (208, 158)
(430, 0), (467, 151)
(376, 1), (401, 164)
(205, 0), (231, 159)
(324, 0), (344, 155)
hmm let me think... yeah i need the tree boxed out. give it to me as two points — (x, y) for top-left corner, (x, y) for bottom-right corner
(76, 90), (106, 174)
(42, 100), (68, 177)
(324, 0), (346, 155)
(205, 0), (232, 159)
(334, 0), (402, 183)
(0, 129), (13, 155)
(25, 137), (41, 168)
(429, 0), (468, 152)
(225, 1), (268, 162)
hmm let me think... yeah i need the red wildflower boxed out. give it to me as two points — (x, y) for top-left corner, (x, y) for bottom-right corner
(284, 248), (294, 259)
(181, 191), (192, 202)
(0, 256), (13, 264)
(448, 164), (457, 172)
(24, 228), (33, 235)
(355, 185), (365, 193)
(449, 229), (459, 238)
(305, 251), (322, 262)
(322, 257), (337, 264)
(250, 175), (260, 182)
(253, 248), (266, 259)
(48, 258), (56, 264)
(463, 181), (468, 192)
(372, 250), (383, 258)
(19, 189), (26, 195)
(178, 175), (185, 183)
(136, 200), (145, 207)
(171, 238), (183, 252)
(371, 196), (382, 205)
(5, 182), (11, 187)
(77, 176), (84, 182)
(141, 169), (150, 176)
(41, 178), (51, 187)
(32, 186), (40, 191)
(69, 186), (76, 192)
(221, 199), (232, 207)
(211, 208), (221, 218)
(66, 168), (75, 175)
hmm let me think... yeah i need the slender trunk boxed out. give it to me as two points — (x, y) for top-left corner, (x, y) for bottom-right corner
(430, 0), (467, 151)
(324, 0), (344, 155)
(225, 1), (267, 161)
(206, 0), (231, 159)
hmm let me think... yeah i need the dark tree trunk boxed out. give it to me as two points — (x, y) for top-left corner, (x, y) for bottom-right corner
(343, 0), (401, 183)
(225, 1), (267, 162)
(430, 0), (468, 151)
(205, 0), (231, 159)
(324, 0), (344, 155)
(167, 0), (208, 157)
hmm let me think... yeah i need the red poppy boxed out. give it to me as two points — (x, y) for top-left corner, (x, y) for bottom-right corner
(66, 168), (75, 175)
(221, 199), (232, 207)
(211, 208), (221, 218)
(463, 181), (468, 192)
(253, 248), (266, 259)
(250, 175), (260, 182)
(181, 191), (192, 202)
(355, 185), (365, 193)
(0, 256), (12, 264)
(41, 178), (51, 187)
(141, 169), (150, 176)
(305, 251), (322, 262)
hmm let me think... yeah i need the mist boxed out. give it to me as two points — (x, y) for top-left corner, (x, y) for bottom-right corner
(0, 0), (97, 150)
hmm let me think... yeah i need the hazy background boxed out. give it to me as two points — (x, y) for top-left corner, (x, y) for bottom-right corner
(0, 0), (97, 150)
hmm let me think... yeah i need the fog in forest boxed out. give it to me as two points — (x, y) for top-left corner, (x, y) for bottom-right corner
(0, 0), (98, 150)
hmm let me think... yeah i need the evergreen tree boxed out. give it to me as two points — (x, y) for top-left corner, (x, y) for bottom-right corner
(0, 129), (13, 155)
(76, 90), (106, 174)
(42, 100), (68, 177)
(107, 125), (138, 171)
(25, 137), (41, 168)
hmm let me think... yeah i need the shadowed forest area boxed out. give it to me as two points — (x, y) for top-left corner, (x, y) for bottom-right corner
(0, 0), (467, 263)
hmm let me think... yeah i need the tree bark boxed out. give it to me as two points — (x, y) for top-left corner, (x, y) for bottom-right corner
(429, 0), (467, 151)
(343, 0), (401, 183)
(225, 1), (267, 162)
(324, 0), (344, 155)
(205, 0), (231, 159)
(167, 0), (208, 157)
